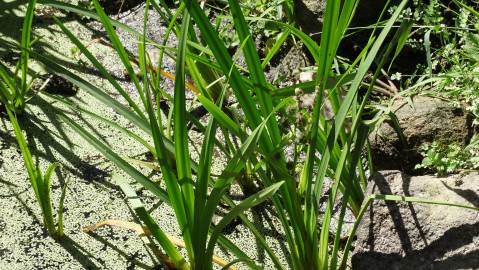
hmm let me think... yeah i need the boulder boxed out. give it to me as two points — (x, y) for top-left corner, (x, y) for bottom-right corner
(369, 96), (472, 173)
(352, 171), (479, 270)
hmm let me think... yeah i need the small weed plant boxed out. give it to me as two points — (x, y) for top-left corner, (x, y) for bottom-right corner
(417, 137), (479, 176)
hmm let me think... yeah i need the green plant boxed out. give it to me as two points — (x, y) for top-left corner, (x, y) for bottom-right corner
(416, 138), (479, 176)
(0, 0), (66, 239)
(215, 0), (292, 50)
(7, 113), (66, 239)
(395, 1), (479, 98)
(35, 0), (410, 267)
(0, 0), (38, 115)
(33, 0), (479, 268)
(40, 1), (286, 268)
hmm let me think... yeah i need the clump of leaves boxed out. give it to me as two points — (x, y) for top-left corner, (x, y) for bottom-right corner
(416, 137), (479, 176)
(389, 0), (479, 93)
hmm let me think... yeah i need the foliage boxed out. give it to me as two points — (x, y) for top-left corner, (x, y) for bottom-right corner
(8, 111), (66, 239)
(33, 0), (414, 268)
(9, 0), (474, 268)
(0, 0), (37, 115)
(416, 137), (479, 176)
(395, 0), (479, 119)
(214, 0), (292, 51)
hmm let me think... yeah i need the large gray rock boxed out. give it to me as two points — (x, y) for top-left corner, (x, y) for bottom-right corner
(352, 171), (479, 270)
(369, 96), (473, 173)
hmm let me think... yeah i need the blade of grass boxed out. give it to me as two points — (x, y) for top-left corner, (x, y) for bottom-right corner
(205, 181), (284, 268)
(261, 29), (290, 68)
(173, 11), (195, 232)
(20, 0), (37, 101)
(318, 2), (409, 267)
(91, 0), (146, 109)
(6, 108), (61, 237)
(53, 17), (147, 120)
(31, 51), (150, 131)
(228, 0), (282, 147)
(56, 111), (169, 203)
(115, 174), (188, 269)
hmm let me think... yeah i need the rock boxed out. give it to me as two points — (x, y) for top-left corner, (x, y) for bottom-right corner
(369, 96), (473, 173)
(294, 0), (325, 38)
(265, 45), (313, 86)
(352, 171), (479, 270)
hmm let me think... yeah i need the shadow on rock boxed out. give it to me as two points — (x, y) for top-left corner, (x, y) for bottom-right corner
(352, 222), (479, 270)
(352, 171), (479, 270)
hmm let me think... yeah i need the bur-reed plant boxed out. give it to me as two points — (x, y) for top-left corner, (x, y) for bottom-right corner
(33, 0), (479, 268)
(36, 0), (403, 267)
(37, 1), (287, 268)
(0, 0), (65, 239)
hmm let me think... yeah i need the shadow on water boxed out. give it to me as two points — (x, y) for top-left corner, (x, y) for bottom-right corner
(0, 0), (30, 43)
(0, 0), (129, 83)
(250, 205), (291, 268)
(0, 94), (119, 192)
(0, 177), (101, 269)
(56, 236), (102, 270)
(213, 198), (291, 268)
(85, 232), (155, 270)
